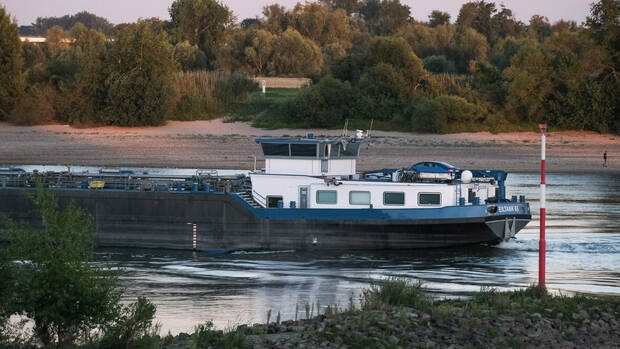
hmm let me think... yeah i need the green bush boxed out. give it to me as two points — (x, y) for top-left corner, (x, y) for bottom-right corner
(410, 95), (484, 133)
(52, 85), (97, 125)
(2, 185), (122, 348)
(98, 297), (160, 349)
(7, 86), (55, 125)
(213, 72), (258, 105)
(190, 321), (246, 349)
(174, 94), (223, 121)
(423, 55), (457, 73)
(286, 75), (358, 128)
(104, 69), (174, 126)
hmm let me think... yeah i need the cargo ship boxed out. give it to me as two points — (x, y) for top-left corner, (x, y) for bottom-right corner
(0, 131), (531, 251)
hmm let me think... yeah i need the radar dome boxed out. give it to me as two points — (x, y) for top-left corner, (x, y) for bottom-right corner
(461, 170), (473, 184)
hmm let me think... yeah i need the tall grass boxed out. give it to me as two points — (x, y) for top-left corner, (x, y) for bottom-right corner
(172, 71), (258, 121)
(362, 277), (433, 311)
(175, 70), (231, 100)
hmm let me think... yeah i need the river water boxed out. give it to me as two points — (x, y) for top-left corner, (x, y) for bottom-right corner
(97, 172), (619, 334)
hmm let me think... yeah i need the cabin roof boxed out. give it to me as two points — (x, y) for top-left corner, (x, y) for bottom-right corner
(255, 138), (341, 145)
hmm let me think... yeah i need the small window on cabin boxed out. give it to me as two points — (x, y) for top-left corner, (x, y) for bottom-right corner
(290, 144), (317, 157)
(267, 196), (283, 208)
(384, 192), (405, 206)
(349, 191), (370, 205)
(418, 193), (441, 206)
(316, 190), (337, 204)
(261, 143), (290, 156)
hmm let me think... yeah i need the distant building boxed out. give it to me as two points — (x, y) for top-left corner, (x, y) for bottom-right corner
(20, 36), (47, 43)
(19, 36), (74, 44)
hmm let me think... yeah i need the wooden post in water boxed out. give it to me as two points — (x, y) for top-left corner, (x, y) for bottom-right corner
(539, 123), (547, 288)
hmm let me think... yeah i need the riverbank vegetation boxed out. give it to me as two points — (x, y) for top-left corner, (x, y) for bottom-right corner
(1, 188), (619, 348)
(1, 0), (618, 132)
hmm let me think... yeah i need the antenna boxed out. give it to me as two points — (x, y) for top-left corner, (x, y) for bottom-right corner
(367, 119), (374, 149)
(341, 119), (349, 138)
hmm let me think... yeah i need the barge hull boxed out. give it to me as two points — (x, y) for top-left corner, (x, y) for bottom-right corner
(0, 188), (530, 251)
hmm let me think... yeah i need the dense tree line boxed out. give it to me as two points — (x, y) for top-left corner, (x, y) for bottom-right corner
(0, 0), (618, 132)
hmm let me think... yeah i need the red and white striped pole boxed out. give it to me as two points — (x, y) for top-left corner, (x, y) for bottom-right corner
(539, 124), (547, 288)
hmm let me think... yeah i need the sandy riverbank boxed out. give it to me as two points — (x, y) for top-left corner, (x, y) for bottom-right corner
(0, 120), (618, 174)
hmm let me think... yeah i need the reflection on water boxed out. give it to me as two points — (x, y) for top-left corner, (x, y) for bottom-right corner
(99, 173), (620, 334)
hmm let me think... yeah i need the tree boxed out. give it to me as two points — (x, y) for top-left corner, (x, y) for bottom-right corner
(174, 41), (201, 70)
(241, 18), (261, 30)
(32, 11), (113, 35)
(52, 23), (108, 124)
(0, 7), (24, 119)
(103, 21), (178, 126)
(365, 36), (426, 91)
(244, 29), (276, 74)
(2, 185), (122, 347)
(456, 1), (498, 43)
(586, 0), (620, 51)
(528, 15), (552, 41)
(169, 0), (235, 68)
(46, 25), (69, 57)
(270, 29), (323, 75)
(585, 0), (619, 131)
(360, 0), (411, 35)
(504, 40), (552, 122)
(429, 10), (451, 27)
(290, 3), (353, 48)
(320, 0), (361, 15)
(262, 4), (289, 34)
(423, 55), (456, 73)
(453, 27), (489, 73)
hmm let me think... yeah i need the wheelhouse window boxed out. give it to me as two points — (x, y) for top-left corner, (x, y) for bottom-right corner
(316, 190), (337, 204)
(418, 193), (441, 206)
(290, 144), (317, 157)
(384, 192), (405, 206)
(349, 191), (370, 205)
(261, 143), (289, 156)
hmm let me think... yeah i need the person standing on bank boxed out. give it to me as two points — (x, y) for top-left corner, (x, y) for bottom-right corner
(603, 151), (607, 167)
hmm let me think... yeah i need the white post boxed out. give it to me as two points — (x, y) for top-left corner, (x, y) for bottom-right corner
(262, 80), (266, 94)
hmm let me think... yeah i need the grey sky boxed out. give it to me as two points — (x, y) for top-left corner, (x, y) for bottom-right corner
(2, 0), (592, 27)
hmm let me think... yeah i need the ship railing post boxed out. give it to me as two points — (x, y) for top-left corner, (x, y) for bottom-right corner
(539, 123), (547, 289)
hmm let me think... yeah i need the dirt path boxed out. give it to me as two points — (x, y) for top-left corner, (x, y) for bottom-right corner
(1, 120), (618, 173)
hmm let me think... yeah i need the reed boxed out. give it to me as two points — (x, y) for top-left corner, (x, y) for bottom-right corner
(175, 70), (231, 99)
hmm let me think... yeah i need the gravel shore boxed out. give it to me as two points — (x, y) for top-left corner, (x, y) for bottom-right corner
(160, 284), (620, 349)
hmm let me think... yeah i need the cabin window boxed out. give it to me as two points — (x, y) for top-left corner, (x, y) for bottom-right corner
(384, 192), (405, 206)
(261, 143), (290, 156)
(267, 196), (283, 208)
(349, 191), (370, 205)
(418, 193), (441, 206)
(290, 144), (317, 157)
(316, 190), (337, 204)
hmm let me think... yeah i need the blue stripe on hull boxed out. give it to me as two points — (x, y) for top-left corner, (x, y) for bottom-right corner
(231, 194), (530, 221)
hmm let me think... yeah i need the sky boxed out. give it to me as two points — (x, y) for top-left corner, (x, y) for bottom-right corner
(2, 0), (593, 27)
